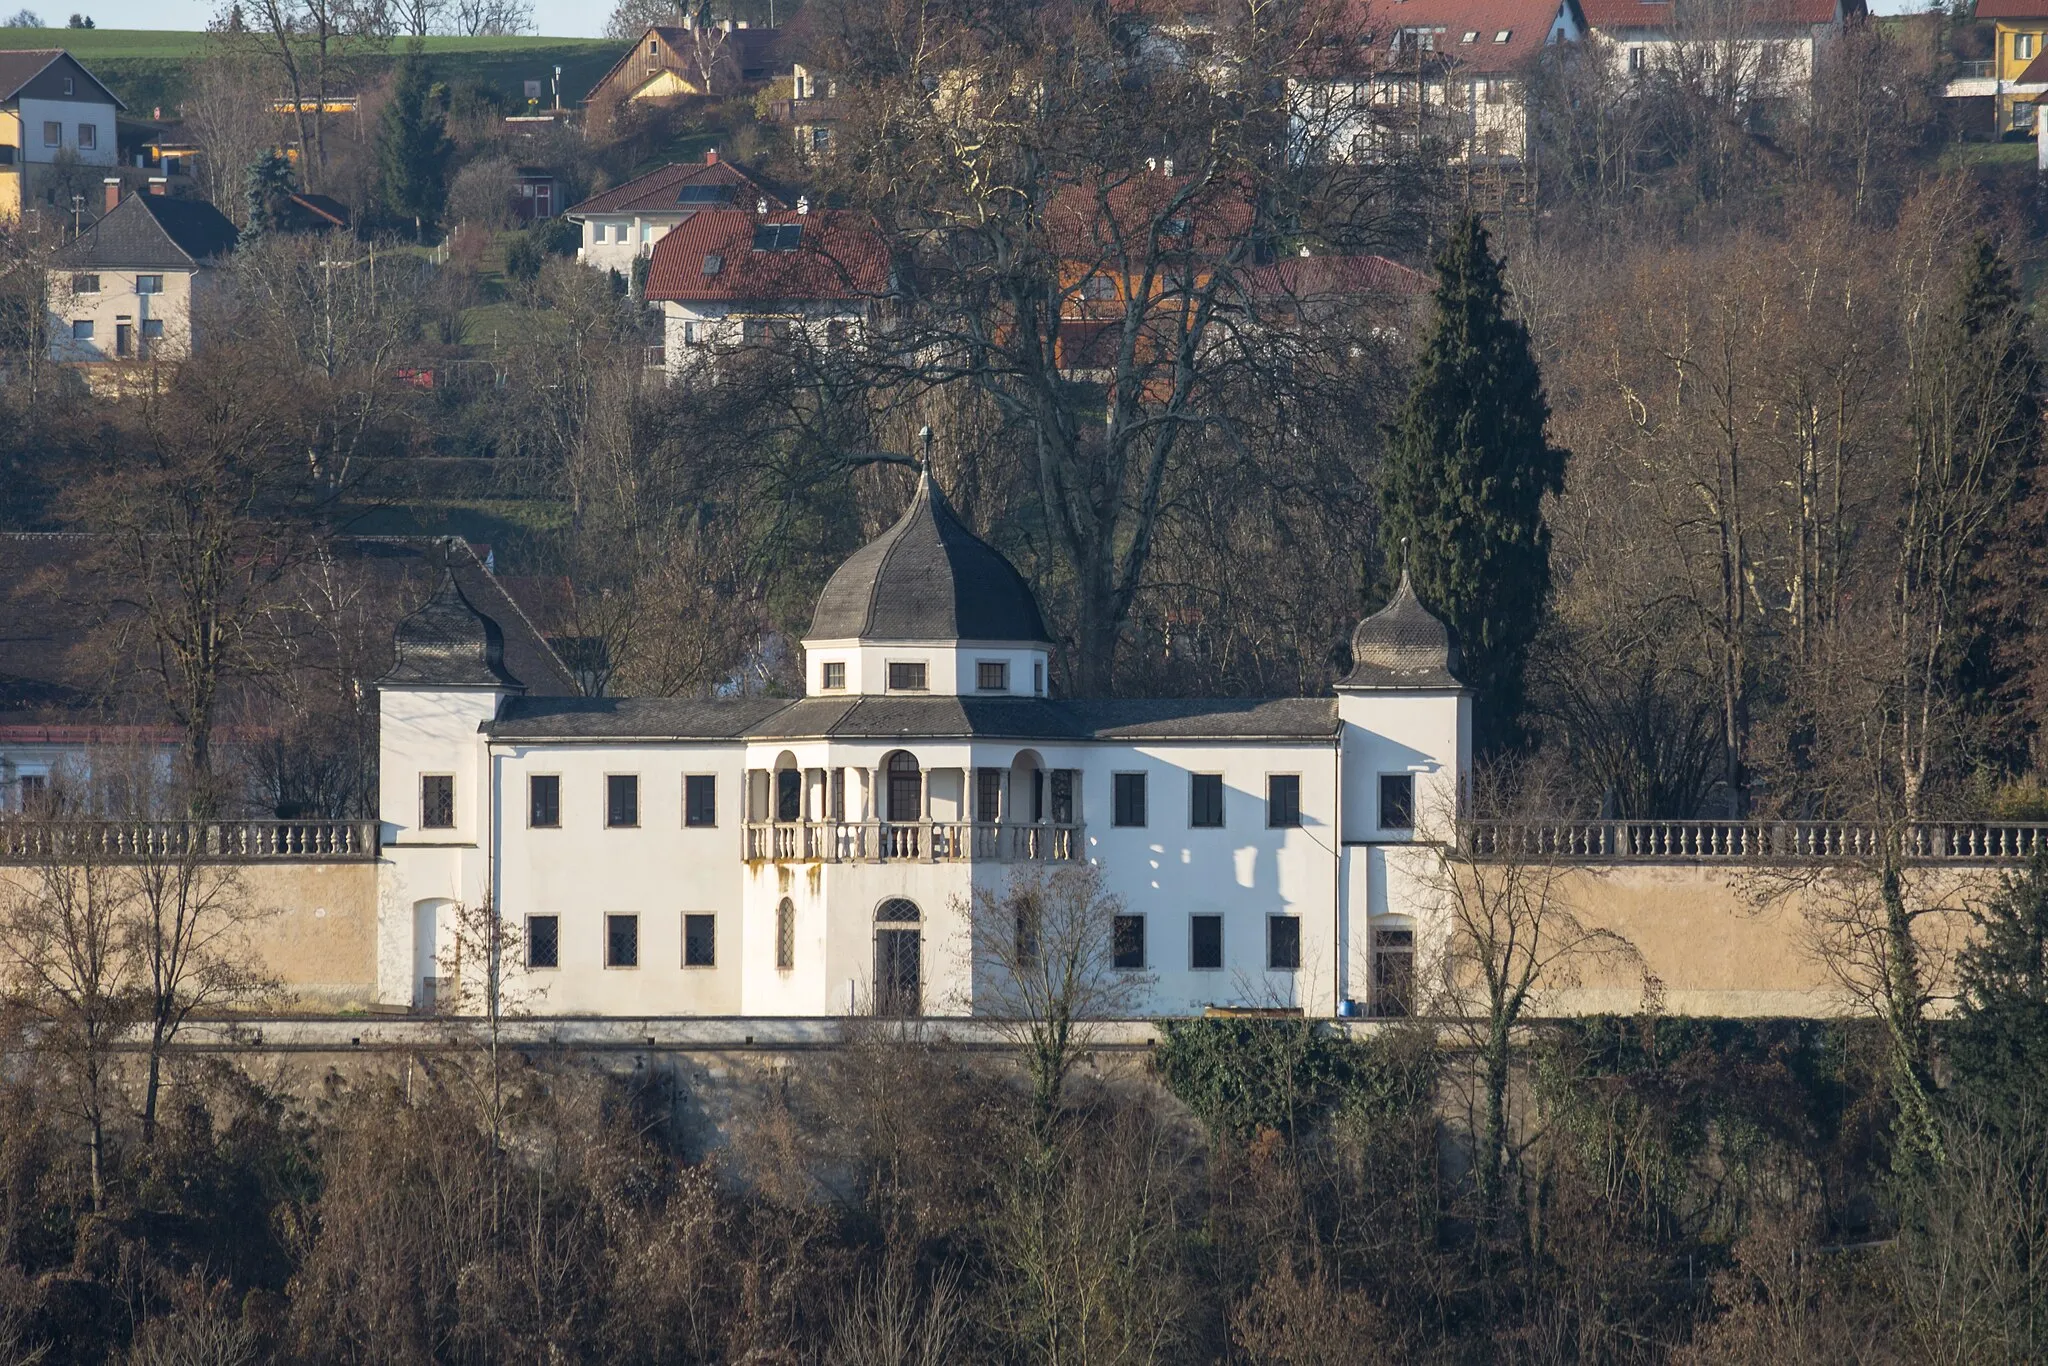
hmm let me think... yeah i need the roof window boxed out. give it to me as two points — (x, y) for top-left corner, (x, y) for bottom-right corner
(752, 223), (803, 251)
(1495, 28), (1512, 40)
(702, 254), (723, 275)
(1462, 29), (1478, 41)
(677, 184), (735, 204)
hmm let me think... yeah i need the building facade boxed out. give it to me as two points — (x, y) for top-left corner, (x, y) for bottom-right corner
(0, 48), (121, 224)
(376, 472), (1468, 1019)
(565, 151), (784, 279)
(46, 186), (238, 367)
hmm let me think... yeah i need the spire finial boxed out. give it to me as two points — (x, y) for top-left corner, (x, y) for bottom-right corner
(1399, 536), (1412, 588)
(918, 423), (934, 473)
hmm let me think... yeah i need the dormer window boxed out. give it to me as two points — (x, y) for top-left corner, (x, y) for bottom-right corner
(888, 661), (928, 691)
(822, 660), (847, 690)
(977, 660), (1009, 691)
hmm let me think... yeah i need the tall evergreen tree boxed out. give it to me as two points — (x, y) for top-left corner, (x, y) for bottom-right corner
(378, 50), (453, 241)
(1947, 849), (2048, 1134)
(1376, 216), (1566, 754)
(242, 150), (296, 241)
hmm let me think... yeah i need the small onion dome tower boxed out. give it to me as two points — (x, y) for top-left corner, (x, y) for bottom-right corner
(803, 467), (1052, 697)
(1336, 569), (1460, 690)
(379, 568), (525, 692)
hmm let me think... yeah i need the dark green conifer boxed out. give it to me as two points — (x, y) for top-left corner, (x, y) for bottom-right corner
(1948, 850), (2048, 1133)
(1376, 215), (1566, 753)
(378, 49), (453, 240)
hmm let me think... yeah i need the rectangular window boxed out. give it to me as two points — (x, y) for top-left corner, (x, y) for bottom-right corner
(776, 767), (801, 822)
(71, 274), (99, 294)
(684, 774), (717, 827)
(42, 121), (59, 147)
(420, 774), (454, 829)
(140, 318), (163, 340)
(684, 913), (716, 967)
(606, 774), (640, 828)
(1268, 915), (1302, 971)
(70, 320), (93, 341)
(1267, 774), (1301, 828)
(821, 660), (846, 690)
(1190, 773), (1224, 828)
(1113, 913), (1146, 969)
(115, 322), (131, 358)
(976, 767), (1002, 822)
(529, 774), (561, 827)
(1033, 660), (1044, 694)
(17, 774), (46, 810)
(76, 123), (95, 151)
(775, 901), (795, 970)
(135, 275), (162, 295)
(2020, 32), (2039, 59)
(526, 914), (559, 969)
(1050, 769), (1074, 824)
(830, 767), (846, 819)
(1113, 772), (1147, 827)
(1191, 913), (1223, 970)
(606, 914), (639, 968)
(977, 660), (1009, 691)
(887, 661), (927, 691)
(1373, 928), (1415, 1016)
(1379, 773), (1415, 830)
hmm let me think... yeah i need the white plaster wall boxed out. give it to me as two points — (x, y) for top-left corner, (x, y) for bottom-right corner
(17, 97), (115, 167)
(47, 266), (197, 363)
(576, 213), (682, 275)
(1336, 690), (1466, 844)
(803, 640), (1052, 698)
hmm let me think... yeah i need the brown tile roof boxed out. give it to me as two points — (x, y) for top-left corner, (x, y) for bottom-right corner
(1974, 0), (2048, 17)
(1356, 0), (1578, 73)
(642, 208), (889, 303)
(565, 155), (786, 217)
(1241, 253), (1431, 299)
(1046, 172), (1258, 261)
(1577, 0), (1847, 27)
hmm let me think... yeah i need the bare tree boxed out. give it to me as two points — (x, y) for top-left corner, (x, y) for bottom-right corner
(435, 895), (544, 1235)
(183, 44), (281, 224)
(445, 0), (528, 35)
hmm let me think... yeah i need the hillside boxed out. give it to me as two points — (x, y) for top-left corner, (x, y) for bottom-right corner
(0, 28), (627, 113)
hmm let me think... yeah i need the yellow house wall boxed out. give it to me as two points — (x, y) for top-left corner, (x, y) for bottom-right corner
(0, 110), (18, 222)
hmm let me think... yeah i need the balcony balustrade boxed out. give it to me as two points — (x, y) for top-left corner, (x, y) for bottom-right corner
(1462, 819), (2048, 864)
(0, 819), (379, 863)
(743, 820), (1080, 864)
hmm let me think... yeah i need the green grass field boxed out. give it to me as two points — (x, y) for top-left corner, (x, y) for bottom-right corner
(0, 28), (627, 114)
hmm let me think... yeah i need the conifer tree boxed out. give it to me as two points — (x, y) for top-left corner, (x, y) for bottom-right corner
(1947, 849), (2048, 1134)
(378, 50), (453, 241)
(241, 150), (296, 241)
(1377, 215), (1566, 754)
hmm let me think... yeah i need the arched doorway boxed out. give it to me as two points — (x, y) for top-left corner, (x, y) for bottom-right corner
(886, 753), (922, 823)
(774, 751), (802, 823)
(874, 898), (921, 1017)
(412, 898), (452, 1012)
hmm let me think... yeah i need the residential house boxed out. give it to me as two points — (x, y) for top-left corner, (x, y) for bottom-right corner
(584, 21), (783, 115)
(1288, 0), (1585, 164)
(565, 150), (786, 277)
(46, 183), (237, 366)
(0, 48), (121, 223)
(275, 191), (352, 234)
(1239, 250), (1432, 332)
(641, 204), (889, 376)
(1968, 0), (2048, 136)
(512, 166), (558, 222)
(776, 61), (845, 161)
(1577, 0), (1865, 101)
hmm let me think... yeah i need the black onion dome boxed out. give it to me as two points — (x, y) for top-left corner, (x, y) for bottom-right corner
(1337, 571), (1461, 690)
(379, 569), (525, 690)
(808, 469), (1052, 644)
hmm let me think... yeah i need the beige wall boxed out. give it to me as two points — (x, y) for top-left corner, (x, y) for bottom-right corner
(47, 264), (200, 364)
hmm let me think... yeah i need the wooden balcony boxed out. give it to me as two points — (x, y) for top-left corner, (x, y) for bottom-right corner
(1462, 820), (2048, 865)
(0, 819), (380, 863)
(743, 821), (1080, 864)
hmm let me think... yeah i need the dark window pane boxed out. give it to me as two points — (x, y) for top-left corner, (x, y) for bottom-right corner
(421, 775), (454, 829)
(888, 661), (927, 690)
(607, 914), (639, 968)
(1049, 769), (1073, 823)
(607, 774), (640, 828)
(684, 913), (716, 967)
(1379, 774), (1414, 830)
(1268, 915), (1301, 971)
(1191, 914), (1223, 970)
(776, 768), (801, 822)
(1373, 928), (1414, 1016)
(822, 661), (846, 689)
(527, 915), (559, 969)
(976, 768), (1003, 822)
(1113, 773), (1147, 827)
(775, 900), (794, 970)
(1191, 773), (1224, 828)
(685, 774), (717, 827)
(977, 660), (1008, 690)
(1268, 775), (1301, 828)
(1113, 914), (1146, 970)
(529, 775), (560, 828)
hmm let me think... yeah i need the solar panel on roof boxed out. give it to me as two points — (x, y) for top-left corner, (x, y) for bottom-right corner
(752, 224), (803, 251)
(677, 184), (735, 204)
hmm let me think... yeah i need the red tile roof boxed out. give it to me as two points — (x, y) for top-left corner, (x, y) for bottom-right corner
(1577, 0), (1846, 27)
(1046, 172), (1259, 260)
(1976, 0), (2048, 17)
(566, 155), (786, 217)
(1241, 253), (1431, 299)
(643, 209), (890, 303)
(1358, 0), (1578, 74)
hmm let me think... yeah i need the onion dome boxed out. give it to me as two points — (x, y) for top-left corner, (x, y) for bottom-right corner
(379, 569), (524, 690)
(808, 468), (1052, 644)
(1337, 570), (1461, 690)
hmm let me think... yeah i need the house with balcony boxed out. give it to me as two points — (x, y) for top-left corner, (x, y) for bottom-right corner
(0, 48), (121, 223)
(1959, 0), (2048, 136)
(376, 468), (1467, 1019)
(564, 150), (787, 279)
(46, 183), (237, 369)
(1577, 0), (1865, 101)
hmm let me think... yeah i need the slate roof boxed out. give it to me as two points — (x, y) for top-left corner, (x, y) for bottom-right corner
(379, 570), (523, 691)
(1337, 571), (1462, 689)
(488, 694), (1341, 742)
(807, 469), (1053, 645)
(642, 207), (889, 303)
(0, 48), (124, 107)
(53, 195), (238, 272)
(565, 155), (786, 217)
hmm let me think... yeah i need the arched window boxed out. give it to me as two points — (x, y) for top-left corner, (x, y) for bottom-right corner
(775, 898), (796, 971)
(887, 753), (922, 823)
(876, 897), (920, 922)
(874, 898), (920, 1017)
(776, 768), (801, 822)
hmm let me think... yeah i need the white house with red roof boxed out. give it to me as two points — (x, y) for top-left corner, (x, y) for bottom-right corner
(640, 203), (890, 376)
(1577, 0), (1864, 98)
(1290, 0), (1584, 164)
(563, 150), (787, 278)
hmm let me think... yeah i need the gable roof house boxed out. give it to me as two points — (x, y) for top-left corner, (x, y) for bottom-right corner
(564, 150), (787, 279)
(1288, 0), (1585, 166)
(47, 185), (238, 372)
(642, 204), (890, 378)
(1578, 0), (1864, 101)
(584, 21), (784, 124)
(1964, 0), (2048, 139)
(0, 48), (123, 224)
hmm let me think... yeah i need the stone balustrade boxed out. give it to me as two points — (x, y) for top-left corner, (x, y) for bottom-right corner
(0, 819), (380, 863)
(742, 821), (1081, 864)
(1462, 820), (2048, 864)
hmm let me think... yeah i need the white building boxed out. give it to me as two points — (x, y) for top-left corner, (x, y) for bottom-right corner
(376, 472), (1467, 1019)
(563, 150), (785, 279)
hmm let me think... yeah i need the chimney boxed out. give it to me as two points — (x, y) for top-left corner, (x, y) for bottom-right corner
(148, 176), (168, 196)
(103, 177), (121, 214)
(796, 195), (810, 215)
(704, 146), (718, 164)
(756, 196), (768, 215)
(1162, 157), (1174, 176)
